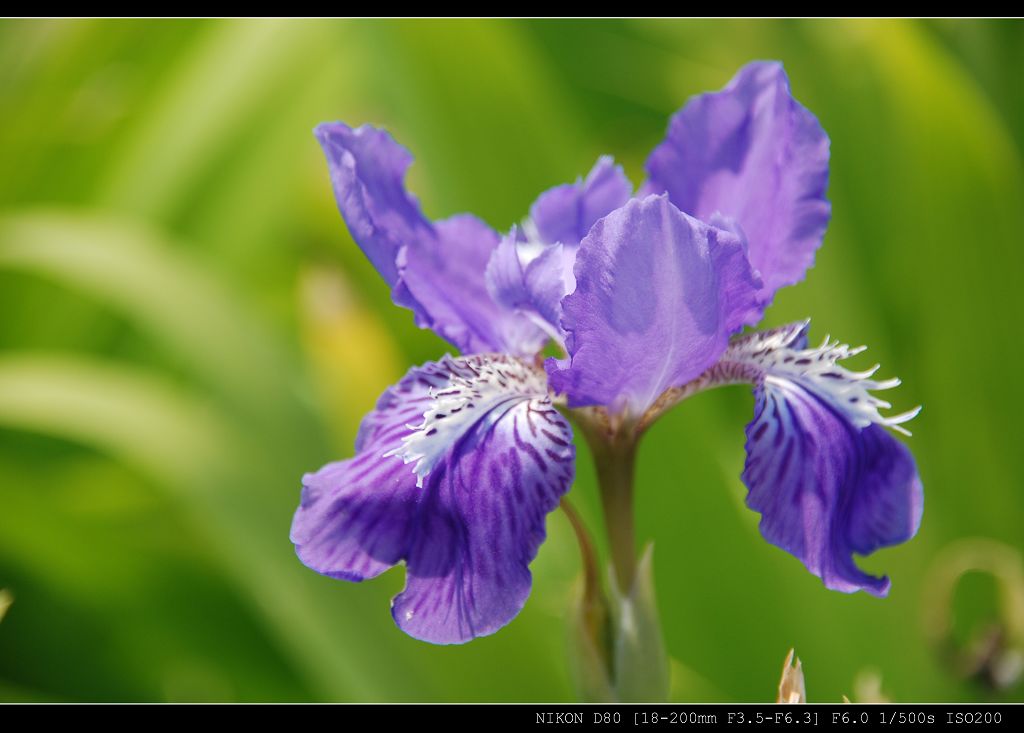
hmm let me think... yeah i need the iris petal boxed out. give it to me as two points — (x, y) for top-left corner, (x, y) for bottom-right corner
(290, 354), (574, 644)
(314, 123), (423, 287)
(527, 155), (633, 248)
(644, 61), (831, 301)
(724, 323), (923, 595)
(485, 231), (569, 343)
(485, 157), (633, 343)
(547, 194), (762, 416)
(315, 123), (545, 356)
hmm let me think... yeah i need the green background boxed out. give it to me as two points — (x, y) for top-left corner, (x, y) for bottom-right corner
(1, 19), (1022, 702)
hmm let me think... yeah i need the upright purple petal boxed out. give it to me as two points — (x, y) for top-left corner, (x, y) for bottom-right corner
(315, 123), (428, 287)
(644, 62), (831, 300)
(722, 323), (923, 594)
(485, 230), (570, 343)
(291, 354), (574, 644)
(528, 156), (633, 248)
(547, 194), (762, 416)
(483, 158), (634, 344)
(316, 123), (545, 356)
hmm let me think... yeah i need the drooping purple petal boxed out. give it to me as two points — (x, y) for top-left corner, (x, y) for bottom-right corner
(315, 123), (545, 356)
(394, 387), (574, 643)
(528, 156), (633, 248)
(644, 62), (831, 300)
(291, 354), (574, 644)
(547, 194), (762, 416)
(743, 387), (922, 595)
(291, 357), (447, 583)
(291, 450), (416, 583)
(722, 323), (923, 595)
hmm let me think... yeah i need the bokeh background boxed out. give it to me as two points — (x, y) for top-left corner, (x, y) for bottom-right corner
(1, 18), (1022, 702)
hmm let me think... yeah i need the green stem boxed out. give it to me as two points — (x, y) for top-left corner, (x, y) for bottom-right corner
(566, 408), (670, 702)
(585, 422), (639, 593)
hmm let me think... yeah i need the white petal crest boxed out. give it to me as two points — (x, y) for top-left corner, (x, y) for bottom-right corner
(384, 354), (552, 486)
(725, 321), (921, 436)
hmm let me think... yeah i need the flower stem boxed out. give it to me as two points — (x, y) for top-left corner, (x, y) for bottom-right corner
(568, 408), (670, 702)
(596, 434), (638, 593)
(575, 411), (639, 594)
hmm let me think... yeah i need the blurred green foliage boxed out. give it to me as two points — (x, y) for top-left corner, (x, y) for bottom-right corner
(0, 19), (1022, 702)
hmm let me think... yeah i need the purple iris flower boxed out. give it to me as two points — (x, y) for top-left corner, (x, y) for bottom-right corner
(292, 61), (922, 645)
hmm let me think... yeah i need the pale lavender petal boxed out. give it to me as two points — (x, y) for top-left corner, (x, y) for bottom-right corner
(644, 61), (830, 300)
(528, 156), (633, 247)
(484, 230), (532, 317)
(485, 229), (569, 341)
(316, 123), (545, 356)
(723, 324), (923, 594)
(547, 194), (762, 415)
(291, 355), (574, 644)
(521, 245), (570, 332)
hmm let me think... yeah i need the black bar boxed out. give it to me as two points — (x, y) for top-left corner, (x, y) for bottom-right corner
(0, 702), (1021, 728)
